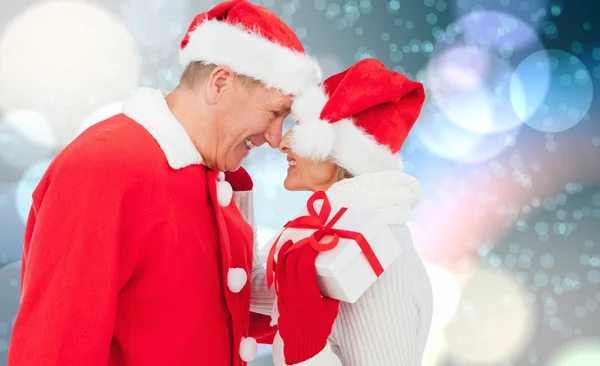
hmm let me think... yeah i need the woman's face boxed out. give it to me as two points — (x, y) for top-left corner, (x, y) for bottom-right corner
(278, 129), (339, 192)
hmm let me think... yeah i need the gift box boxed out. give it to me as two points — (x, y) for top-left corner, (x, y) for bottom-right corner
(258, 191), (402, 303)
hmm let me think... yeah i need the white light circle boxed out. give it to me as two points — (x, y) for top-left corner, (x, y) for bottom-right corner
(413, 102), (520, 164)
(514, 50), (594, 133)
(445, 268), (536, 364)
(425, 263), (461, 330)
(0, 112), (55, 169)
(546, 338), (600, 366)
(1, 110), (56, 147)
(80, 102), (124, 135)
(423, 330), (448, 366)
(15, 160), (52, 225)
(0, 0), (140, 146)
(510, 50), (551, 121)
(433, 10), (546, 68)
(455, 9), (545, 54)
(426, 45), (524, 134)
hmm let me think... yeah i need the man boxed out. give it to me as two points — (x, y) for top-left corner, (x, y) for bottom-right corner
(7, 1), (321, 365)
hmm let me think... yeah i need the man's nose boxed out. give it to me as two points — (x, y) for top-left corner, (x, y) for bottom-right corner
(264, 121), (283, 148)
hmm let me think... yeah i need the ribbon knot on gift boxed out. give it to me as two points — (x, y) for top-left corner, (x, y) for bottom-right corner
(266, 190), (384, 289)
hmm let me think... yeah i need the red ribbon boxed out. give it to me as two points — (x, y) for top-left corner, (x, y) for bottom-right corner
(266, 191), (384, 289)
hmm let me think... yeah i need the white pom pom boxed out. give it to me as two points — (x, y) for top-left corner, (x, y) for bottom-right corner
(217, 171), (225, 182)
(239, 337), (258, 362)
(292, 85), (329, 120)
(290, 119), (336, 161)
(227, 267), (248, 293)
(216, 180), (232, 207)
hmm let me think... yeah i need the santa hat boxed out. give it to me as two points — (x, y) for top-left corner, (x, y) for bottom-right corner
(290, 58), (425, 176)
(180, 0), (321, 96)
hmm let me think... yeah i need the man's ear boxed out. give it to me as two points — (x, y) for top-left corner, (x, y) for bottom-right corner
(205, 65), (235, 105)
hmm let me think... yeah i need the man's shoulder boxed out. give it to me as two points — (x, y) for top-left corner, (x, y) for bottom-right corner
(79, 114), (161, 154)
(54, 115), (164, 179)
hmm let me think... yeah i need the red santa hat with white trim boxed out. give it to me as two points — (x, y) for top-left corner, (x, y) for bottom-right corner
(180, 0), (321, 97)
(290, 58), (426, 176)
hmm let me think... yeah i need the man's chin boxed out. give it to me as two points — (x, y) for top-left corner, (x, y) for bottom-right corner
(224, 158), (244, 172)
(223, 149), (249, 172)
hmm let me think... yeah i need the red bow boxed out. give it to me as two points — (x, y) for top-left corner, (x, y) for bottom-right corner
(266, 191), (384, 289)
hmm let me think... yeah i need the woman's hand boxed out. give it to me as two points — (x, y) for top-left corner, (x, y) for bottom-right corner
(275, 241), (340, 364)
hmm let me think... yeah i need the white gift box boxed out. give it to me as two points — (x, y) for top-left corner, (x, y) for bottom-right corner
(258, 199), (402, 303)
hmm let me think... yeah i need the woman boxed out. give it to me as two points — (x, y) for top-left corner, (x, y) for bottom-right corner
(262, 58), (434, 365)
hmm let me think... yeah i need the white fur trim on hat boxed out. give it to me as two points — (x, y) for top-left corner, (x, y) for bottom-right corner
(239, 337), (258, 362)
(181, 20), (321, 96)
(331, 119), (401, 176)
(290, 118), (336, 161)
(227, 267), (248, 293)
(290, 117), (401, 176)
(289, 85), (335, 160)
(216, 180), (233, 207)
(291, 84), (329, 120)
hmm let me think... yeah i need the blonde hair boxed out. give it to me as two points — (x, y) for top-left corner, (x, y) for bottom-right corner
(335, 166), (353, 182)
(179, 61), (258, 92)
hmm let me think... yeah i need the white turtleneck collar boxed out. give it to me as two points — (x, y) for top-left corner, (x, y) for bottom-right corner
(325, 170), (421, 225)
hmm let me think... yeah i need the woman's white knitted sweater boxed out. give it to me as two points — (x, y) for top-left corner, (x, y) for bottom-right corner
(236, 171), (433, 366)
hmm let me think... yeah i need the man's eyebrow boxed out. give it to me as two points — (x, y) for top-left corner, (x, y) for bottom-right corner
(272, 103), (292, 114)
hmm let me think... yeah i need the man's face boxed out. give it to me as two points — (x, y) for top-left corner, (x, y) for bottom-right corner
(205, 67), (292, 171)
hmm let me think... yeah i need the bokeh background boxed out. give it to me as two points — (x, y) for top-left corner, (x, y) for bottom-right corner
(1, 0), (599, 365)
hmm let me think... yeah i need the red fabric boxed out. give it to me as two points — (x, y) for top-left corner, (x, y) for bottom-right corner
(7, 115), (265, 366)
(248, 312), (277, 345)
(181, 0), (304, 53)
(320, 58), (426, 153)
(224, 167), (254, 191)
(275, 241), (339, 365)
(224, 167), (277, 345)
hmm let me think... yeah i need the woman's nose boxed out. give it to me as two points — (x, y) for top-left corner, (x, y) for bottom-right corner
(278, 130), (292, 153)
